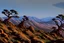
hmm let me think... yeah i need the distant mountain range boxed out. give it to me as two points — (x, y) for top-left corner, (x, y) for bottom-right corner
(2, 16), (56, 32)
(20, 16), (54, 22)
(1, 16), (57, 32)
(2, 16), (55, 24)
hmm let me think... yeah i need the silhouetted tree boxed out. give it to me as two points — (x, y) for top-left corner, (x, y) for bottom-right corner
(2, 9), (19, 23)
(23, 15), (29, 20)
(51, 27), (57, 33)
(18, 15), (29, 28)
(52, 14), (64, 37)
(18, 18), (26, 28)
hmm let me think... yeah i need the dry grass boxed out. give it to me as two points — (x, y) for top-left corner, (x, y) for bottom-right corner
(0, 21), (63, 43)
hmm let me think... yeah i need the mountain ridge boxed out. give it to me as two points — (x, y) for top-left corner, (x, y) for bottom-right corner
(0, 16), (63, 43)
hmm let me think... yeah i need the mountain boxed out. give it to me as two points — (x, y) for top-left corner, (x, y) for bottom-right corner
(2, 16), (56, 32)
(2, 16), (54, 23)
(28, 16), (42, 22)
(7, 16), (57, 32)
(24, 20), (56, 32)
(41, 17), (54, 22)
(0, 16), (64, 43)
(19, 16), (54, 22)
(0, 17), (64, 43)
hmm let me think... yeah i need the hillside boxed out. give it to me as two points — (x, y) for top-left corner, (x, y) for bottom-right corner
(0, 17), (64, 43)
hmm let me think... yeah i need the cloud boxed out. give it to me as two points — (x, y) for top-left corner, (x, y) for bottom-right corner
(53, 2), (64, 9)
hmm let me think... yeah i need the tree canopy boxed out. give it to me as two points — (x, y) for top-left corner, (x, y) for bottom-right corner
(2, 9), (19, 18)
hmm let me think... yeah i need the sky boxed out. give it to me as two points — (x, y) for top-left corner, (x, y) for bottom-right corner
(0, 0), (64, 18)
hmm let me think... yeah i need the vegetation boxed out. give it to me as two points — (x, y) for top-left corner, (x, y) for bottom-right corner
(0, 9), (64, 43)
(2, 9), (19, 22)
(51, 14), (64, 37)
